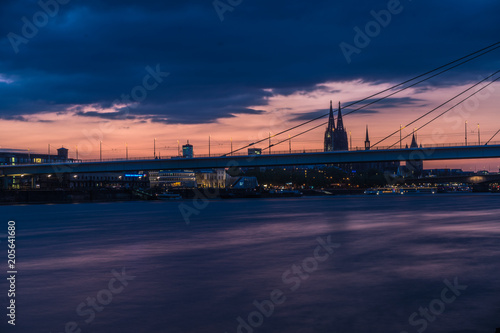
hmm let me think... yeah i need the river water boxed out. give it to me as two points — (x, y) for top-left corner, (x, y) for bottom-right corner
(1, 194), (500, 333)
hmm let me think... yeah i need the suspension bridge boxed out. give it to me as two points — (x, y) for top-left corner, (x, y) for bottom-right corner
(1, 42), (500, 180)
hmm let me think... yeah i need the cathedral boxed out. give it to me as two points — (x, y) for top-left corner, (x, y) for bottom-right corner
(323, 100), (401, 174)
(324, 101), (349, 151)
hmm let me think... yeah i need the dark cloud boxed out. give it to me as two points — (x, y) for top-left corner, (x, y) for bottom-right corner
(0, 114), (53, 122)
(0, 0), (499, 124)
(290, 108), (379, 122)
(345, 97), (426, 109)
(74, 110), (137, 121)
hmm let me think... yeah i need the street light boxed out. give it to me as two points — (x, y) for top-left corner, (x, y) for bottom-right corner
(269, 132), (271, 154)
(465, 121), (468, 146)
(400, 124), (402, 149)
(478, 123), (480, 145)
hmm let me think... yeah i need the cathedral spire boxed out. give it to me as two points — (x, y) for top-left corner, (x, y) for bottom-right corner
(336, 101), (345, 131)
(332, 101), (348, 151)
(324, 100), (335, 151)
(365, 125), (370, 150)
(410, 131), (418, 148)
(329, 100), (335, 130)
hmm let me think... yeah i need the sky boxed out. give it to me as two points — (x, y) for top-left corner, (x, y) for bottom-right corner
(0, 0), (499, 170)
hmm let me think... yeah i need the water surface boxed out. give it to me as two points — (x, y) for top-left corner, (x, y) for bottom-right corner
(1, 194), (499, 333)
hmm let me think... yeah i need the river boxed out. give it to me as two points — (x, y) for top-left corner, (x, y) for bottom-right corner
(1, 194), (499, 333)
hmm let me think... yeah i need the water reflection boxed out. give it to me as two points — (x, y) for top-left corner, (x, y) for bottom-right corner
(2, 195), (499, 333)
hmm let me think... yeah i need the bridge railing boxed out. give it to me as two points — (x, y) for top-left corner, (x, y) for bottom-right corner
(8, 140), (500, 166)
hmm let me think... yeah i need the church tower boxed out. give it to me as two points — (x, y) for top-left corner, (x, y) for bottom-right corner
(333, 102), (349, 151)
(410, 131), (418, 148)
(407, 131), (423, 176)
(324, 101), (335, 152)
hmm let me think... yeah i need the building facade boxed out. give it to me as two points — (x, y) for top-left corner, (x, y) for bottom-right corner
(196, 169), (227, 188)
(182, 142), (194, 158)
(0, 147), (74, 166)
(149, 170), (197, 189)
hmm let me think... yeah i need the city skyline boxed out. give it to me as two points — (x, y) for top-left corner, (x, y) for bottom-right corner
(1, 1), (500, 170)
(2, 2), (500, 332)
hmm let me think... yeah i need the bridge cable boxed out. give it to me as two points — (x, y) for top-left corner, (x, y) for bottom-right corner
(372, 69), (500, 147)
(226, 42), (500, 155)
(341, 46), (500, 120)
(262, 52), (500, 152)
(387, 75), (500, 148)
(485, 129), (500, 145)
(264, 72), (500, 152)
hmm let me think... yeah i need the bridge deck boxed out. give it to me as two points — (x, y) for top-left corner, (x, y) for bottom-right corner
(1, 145), (500, 176)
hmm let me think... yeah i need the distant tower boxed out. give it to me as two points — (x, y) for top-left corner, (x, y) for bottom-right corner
(182, 141), (194, 158)
(57, 147), (69, 160)
(324, 101), (335, 152)
(364, 126), (370, 150)
(410, 131), (418, 148)
(333, 102), (349, 151)
(407, 132), (423, 176)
